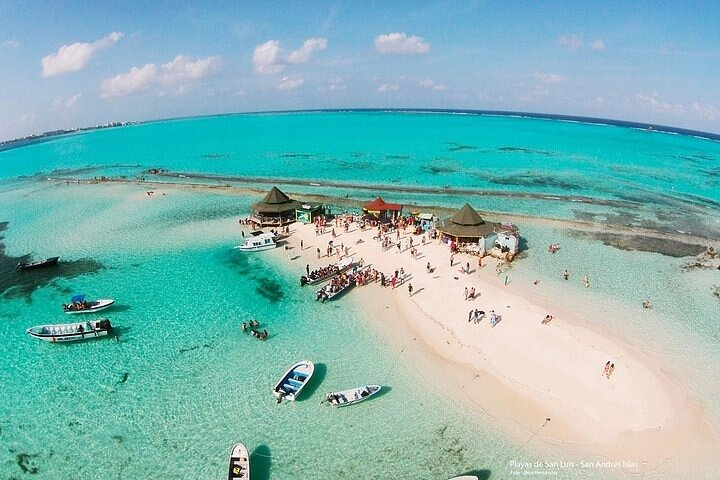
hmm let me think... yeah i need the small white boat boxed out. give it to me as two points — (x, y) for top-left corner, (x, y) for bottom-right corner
(273, 360), (314, 403)
(62, 295), (115, 314)
(324, 384), (381, 407)
(448, 476), (479, 480)
(26, 319), (113, 342)
(236, 232), (277, 251)
(227, 442), (250, 480)
(300, 256), (353, 286)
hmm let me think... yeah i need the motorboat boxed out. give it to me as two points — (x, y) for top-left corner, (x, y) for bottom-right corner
(62, 294), (115, 314)
(26, 319), (113, 342)
(300, 256), (353, 286)
(227, 443), (250, 480)
(16, 256), (59, 270)
(324, 384), (381, 407)
(273, 360), (314, 403)
(236, 232), (278, 251)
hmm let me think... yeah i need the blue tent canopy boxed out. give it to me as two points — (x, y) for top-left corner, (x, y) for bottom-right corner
(71, 294), (86, 303)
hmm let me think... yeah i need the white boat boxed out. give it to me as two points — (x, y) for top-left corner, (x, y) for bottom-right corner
(448, 476), (479, 480)
(236, 231), (277, 251)
(300, 256), (354, 286)
(315, 265), (368, 302)
(324, 384), (381, 407)
(26, 319), (113, 342)
(62, 295), (115, 314)
(273, 360), (314, 403)
(227, 442), (250, 480)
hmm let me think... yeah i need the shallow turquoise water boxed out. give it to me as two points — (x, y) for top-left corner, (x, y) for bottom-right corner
(1, 112), (719, 479)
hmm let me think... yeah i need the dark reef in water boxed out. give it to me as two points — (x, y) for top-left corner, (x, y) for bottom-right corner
(497, 146), (555, 156)
(255, 276), (284, 303)
(16, 452), (40, 474)
(0, 222), (103, 300)
(279, 152), (315, 159)
(569, 230), (707, 257)
(226, 249), (284, 303)
(486, 173), (585, 191)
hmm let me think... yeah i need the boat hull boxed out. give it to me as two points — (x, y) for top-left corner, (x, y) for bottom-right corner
(273, 360), (314, 402)
(301, 256), (354, 286)
(64, 299), (115, 314)
(16, 256), (59, 270)
(228, 443), (250, 480)
(325, 384), (382, 407)
(26, 319), (113, 342)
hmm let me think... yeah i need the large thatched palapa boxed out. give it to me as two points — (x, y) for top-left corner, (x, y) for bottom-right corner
(250, 186), (301, 226)
(435, 203), (498, 250)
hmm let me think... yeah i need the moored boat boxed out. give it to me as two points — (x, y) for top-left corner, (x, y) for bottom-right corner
(63, 295), (115, 314)
(227, 442), (250, 480)
(26, 319), (113, 342)
(300, 256), (353, 286)
(315, 265), (368, 302)
(236, 231), (277, 251)
(324, 384), (381, 407)
(273, 360), (314, 403)
(16, 256), (59, 270)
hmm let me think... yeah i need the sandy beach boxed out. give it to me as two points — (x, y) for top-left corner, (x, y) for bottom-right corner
(276, 215), (720, 477)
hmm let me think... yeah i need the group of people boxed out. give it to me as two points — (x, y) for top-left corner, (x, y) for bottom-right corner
(463, 286), (477, 300)
(467, 309), (485, 324)
(241, 319), (268, 340)
(603, 361), (616, 379)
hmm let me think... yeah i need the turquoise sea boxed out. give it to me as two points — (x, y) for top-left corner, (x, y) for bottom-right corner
(1, 111), (719, 479)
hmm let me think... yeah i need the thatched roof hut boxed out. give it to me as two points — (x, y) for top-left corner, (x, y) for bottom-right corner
(250, 186), (300, 226)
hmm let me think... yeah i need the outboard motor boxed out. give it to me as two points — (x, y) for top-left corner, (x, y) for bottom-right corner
(300, 276), (308, 286)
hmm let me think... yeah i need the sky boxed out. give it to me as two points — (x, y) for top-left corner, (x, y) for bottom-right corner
(1, 0), (720, 140)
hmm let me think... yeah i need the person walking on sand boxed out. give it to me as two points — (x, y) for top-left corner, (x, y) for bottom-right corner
(426, 262), (431, 273)
(464, 287), (468, 300)
(606, 363), (615, 379)
(408, 283), (413, 296)
(583, 273), (589, 288)
(300, 239), (304, 250)
(603, 361), (611, 376)
(450, 253), (455, 267)
(562, 269), (569, 280)
(316, 247), (321, 259)
(466, 262), (470, 274)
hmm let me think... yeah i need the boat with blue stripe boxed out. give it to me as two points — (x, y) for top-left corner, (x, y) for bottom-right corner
(273, 360), (314, 403)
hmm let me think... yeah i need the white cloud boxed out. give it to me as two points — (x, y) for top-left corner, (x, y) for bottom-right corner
(591, 39), (606, 51)
(375, 33), (430, 54)
(378, 83), (399, 93)
(558, 34), (583, 52)
(53, 93), (82, 110)
(254, 38), (328, 74)
(534, 73), (567, 84)
(42, 32), (123, 77)
(327, 78), (346, 91)
(634, 93), (685, 115)
(101, 55), (221, 98)
(2, 39), (20, 48)
(419, 78), (446, 91)
(253, 40), (284, 74)
(691, 102), (720, 120)
(288, 38), (327, 64)
(278, 76), (304, 91)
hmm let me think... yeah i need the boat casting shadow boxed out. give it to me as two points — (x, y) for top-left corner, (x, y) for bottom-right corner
(297, 362), (326, 401)
(250, 444), (271, 480)
(372, 385), (392, 401)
